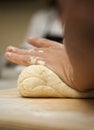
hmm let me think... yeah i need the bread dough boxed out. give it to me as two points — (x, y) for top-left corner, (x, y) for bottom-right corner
(17, 65), (94, 98)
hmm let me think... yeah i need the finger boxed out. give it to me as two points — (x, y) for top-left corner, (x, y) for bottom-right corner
(4, 52), (31, 66)
(6, 46), (34, 55)
(29, 56), (46, 66)
(27, 37), (61, 48)
(4, 52), (46, 66)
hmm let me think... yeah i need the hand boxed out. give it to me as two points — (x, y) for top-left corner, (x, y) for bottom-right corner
(6, 37), (91, 92)
(4, 37), (63, 66)
(4, 37), (73, 89)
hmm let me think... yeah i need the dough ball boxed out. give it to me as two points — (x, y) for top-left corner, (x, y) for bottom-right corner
(17, 65), (94, 98)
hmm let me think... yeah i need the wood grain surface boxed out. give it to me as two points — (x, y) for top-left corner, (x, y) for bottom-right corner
(0, 88), (94, 130)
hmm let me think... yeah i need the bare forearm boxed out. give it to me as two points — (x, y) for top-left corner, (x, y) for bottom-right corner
(64, 0), (94, 91)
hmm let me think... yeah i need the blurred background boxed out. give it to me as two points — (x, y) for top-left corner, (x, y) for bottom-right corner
(0, 0), (64, 89)
(0, 0), (47, 51)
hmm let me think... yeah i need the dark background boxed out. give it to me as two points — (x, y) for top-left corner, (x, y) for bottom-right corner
(0, 0), (46, 51)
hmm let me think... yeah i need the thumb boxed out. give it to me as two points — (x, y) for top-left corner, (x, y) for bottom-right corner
(27, 37), (61, 48)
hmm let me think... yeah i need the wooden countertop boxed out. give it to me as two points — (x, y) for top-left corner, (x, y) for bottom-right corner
(0, 88), (94, 130)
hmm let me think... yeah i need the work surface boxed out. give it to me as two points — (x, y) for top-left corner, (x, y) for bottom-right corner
(0, 88), (94, 130)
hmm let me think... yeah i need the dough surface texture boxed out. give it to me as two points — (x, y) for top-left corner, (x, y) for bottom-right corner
(18, 65), (94, 98)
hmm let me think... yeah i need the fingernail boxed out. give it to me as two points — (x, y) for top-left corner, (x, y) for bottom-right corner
(5, 52), (12, 57)
(27, 37), (33, 43)
(7, 46), (15, 51)
(28, 37), (33, 40)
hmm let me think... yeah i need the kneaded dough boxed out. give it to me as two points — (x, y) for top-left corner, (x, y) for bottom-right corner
(17, 65), (94, 98)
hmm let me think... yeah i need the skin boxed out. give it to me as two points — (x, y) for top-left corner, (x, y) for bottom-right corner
(4, 38), (72, 88)
(4, 0), (94, 92)
(64, 0), (94, 91)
